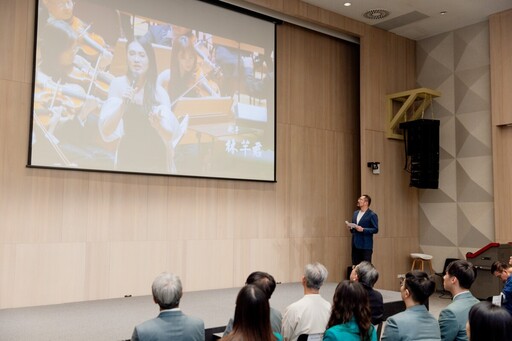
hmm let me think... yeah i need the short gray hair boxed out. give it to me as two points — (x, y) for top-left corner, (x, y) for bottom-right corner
(304, 262), (328, 290)
(355, 261), (379, 288)
(152, 272), (183, 309)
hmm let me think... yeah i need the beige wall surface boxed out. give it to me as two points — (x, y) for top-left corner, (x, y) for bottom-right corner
(0, 0), (418, 308)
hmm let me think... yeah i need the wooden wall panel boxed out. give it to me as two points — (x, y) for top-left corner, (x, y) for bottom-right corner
(0, 0), (416, 308)
(490, 9), (512, 242)
(490, 9), (512, 126)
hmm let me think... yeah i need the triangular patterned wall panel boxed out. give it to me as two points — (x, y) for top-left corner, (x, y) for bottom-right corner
(416, 21), (494, 259)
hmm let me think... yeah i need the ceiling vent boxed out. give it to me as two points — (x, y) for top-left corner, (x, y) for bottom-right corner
(362, 9), (390, 20)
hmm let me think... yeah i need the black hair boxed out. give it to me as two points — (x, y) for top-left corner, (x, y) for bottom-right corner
(403, 270), (435, 305)
(468, 301), (512, 341)
(446, 259), (476, 289)
(245, 271), (277, 299)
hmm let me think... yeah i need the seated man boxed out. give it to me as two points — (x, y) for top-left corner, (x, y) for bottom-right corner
(223, 271), (282, 336)
(131, 272), (204, 341)
(381, 270), (440, 341)
(491, 260), (512, 316)
(438, 259), (480, 341)
(281, 262), (331, 341)
(350, 261), (384, 325)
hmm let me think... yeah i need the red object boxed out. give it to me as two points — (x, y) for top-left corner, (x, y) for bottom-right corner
(466, 242), (500, 259)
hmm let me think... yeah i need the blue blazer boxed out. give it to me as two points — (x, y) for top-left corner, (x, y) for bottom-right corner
(351, 209), (378, 250)
(131, 310), (204, 341)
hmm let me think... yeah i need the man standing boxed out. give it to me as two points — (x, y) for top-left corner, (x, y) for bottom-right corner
(281, 263), (331, 341)
(349, 194), (379, 265)
(438, 260), (480, 341)
(131, 272), (204, 341)
(491, 260), (512, 316)
(350, 261), (384, 325)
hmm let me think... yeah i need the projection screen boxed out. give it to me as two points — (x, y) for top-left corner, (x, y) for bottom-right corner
(28, 0), (276, 181)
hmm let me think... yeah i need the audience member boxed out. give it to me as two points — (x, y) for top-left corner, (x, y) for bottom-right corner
(380, 270), (440, 341)
(223, 271), (282, 336)
(350, 261), (384, 325)
(281, 262), (331, 341)
(466, 301), (512, 341)
(438, 260), (479, 341)
(220, 284), (282, 341)
(131, 272), (204, 341)
(490, 260), (512, 315)
(324, 280), (377, 341)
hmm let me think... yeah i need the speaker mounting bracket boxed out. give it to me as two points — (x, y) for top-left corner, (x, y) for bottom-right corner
(386, 87), (441, 140)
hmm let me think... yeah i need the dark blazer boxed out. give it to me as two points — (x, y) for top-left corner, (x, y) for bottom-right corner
(131, 310), (204, 341)
(351, 209), (378, 250)
(365, 284), (384, 325)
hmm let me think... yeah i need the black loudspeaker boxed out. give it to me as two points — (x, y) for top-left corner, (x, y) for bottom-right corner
(399, 119), (440, 189)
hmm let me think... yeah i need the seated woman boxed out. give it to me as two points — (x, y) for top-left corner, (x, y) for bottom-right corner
(466, 301), (512, 341)
(381, 270), (440, 341)
(220, 284), (282, 341)
(323, 280), (377, 341)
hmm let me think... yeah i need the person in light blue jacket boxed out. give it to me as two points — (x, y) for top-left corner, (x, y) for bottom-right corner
(323, 280), (377, 341)
(381, 270), (440, 341)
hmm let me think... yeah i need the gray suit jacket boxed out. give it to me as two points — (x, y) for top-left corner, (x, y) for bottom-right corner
(381, 304), (440, 341)
(438, 291), (480, 341)
(131, 310), (204, 341)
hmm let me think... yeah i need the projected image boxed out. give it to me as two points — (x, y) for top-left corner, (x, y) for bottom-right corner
(30, 0), (275, 181)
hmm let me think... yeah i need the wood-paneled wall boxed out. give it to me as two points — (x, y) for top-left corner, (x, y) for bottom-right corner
(490, 9), (512, 242)
(0, 0), (418, 309)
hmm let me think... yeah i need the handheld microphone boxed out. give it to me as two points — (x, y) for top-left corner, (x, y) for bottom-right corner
(125, 74), (138, 104)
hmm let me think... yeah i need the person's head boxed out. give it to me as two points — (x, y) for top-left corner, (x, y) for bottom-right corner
(491, 261), (511, 283)
(151, 272), (183, 310)
(126, 36), (158, 108)
(327, 280), (372, 340)
(40, 20), (78, 79)
(357, 194), (371, 208)
(350, 261), (379, 288)
(443, 259), (476, 291)
(230, 284), (275, 341)
(126, 37), (157, 82)
(466, 301), (512, 341)
(43, 0), (74, 21)
(401, 270), (435, 305)
(245, 271), (277, 300)
(303, 262), (328, 291)
(171, 35), (198, 76)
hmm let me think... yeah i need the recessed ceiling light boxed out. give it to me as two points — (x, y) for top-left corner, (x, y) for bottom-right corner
(440, 11), (447, 15)
(344, 2), (352, 6)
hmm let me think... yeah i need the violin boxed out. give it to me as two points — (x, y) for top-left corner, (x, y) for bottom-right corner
(69, 16), (112, 65)
(71, 55), (114, 98)
(34, 76), (102, 126)
(194, 70), (220, 97)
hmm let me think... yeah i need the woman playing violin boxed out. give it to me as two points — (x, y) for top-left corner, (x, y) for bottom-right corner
(158, 34), (220, 106)
(99, 37), (187, 174)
